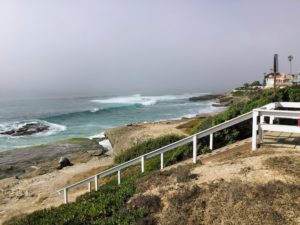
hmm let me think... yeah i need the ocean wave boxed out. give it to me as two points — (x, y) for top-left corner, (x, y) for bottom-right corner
(43, 104), (142, 122)
(91, 93), (208, 106)
(0, 120), (67, 137)
(90, 108), (99, 113)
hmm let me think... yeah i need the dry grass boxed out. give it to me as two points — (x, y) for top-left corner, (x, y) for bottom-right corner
(134, 145), (300, 225)
(65, 165), (109, 186)
(128, 194), (162, 225)
(157, 179), (300, 225)
(137, 165), (198, 193)
(175, 118), (205, 135)
(264, 155), (300, 179)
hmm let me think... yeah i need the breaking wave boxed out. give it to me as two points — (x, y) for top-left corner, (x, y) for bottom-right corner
(0, 120), (67, 137)
(91, 93), (207, 106)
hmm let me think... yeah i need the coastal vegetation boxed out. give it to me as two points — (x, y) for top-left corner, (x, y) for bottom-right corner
(5, 87), (300, 225)
(192, 87), (300, 149)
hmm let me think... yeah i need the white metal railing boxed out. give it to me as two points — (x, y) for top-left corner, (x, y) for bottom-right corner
(252, 103), (300, 150)
(57, 111), (253, 203)
(57, 101), (300, 204)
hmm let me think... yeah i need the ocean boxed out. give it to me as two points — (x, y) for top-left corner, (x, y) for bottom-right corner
(0, 93), (221, 152)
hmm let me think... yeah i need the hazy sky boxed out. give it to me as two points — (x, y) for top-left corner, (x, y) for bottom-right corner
(0, 0), (300, 98)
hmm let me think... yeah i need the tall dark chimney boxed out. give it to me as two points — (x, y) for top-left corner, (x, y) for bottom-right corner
(273, 54), (278, 89)
(274, 54), (278, 73)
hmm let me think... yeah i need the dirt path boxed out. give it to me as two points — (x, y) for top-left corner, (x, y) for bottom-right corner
(0, 152), (114, 224)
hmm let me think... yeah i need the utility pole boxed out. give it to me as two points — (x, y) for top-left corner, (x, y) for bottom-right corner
(273, 54), (278, 97)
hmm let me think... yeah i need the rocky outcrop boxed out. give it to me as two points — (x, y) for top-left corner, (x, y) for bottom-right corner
(105, 120), (189, 155)
(189, 94), (222, 102)
(0, 123), (49, 136)
(0, 138), (101, 179)
(87, 144), (107, 156)
(57, 157), (72, 170)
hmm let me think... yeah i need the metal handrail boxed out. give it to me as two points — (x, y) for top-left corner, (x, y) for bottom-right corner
(57, 111), (253, 203)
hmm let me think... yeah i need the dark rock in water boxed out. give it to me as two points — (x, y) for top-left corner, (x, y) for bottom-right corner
(189, 94), (222, 102)
(0, 123), (50, 136)
(57, 157), (72, 170)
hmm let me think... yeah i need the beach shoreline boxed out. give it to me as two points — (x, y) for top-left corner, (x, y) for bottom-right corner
(0, 116), (207, 224)
(0, 116), (202, 180)
(0, 105), (226, 180)
(0, 103), (227, 224)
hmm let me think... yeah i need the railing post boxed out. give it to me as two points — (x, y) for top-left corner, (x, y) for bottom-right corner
(160, 153), (164, 170)
(118, 170), (121, 185)
(258, 125), (263, 144)
(259, 116), (264, 144)
(260, 116), (265, 124)
(252, 110), (259, 151)
(88, 182), (91, 192)
(63, 188), (68, 204)
(209, 133), (213, 150)
(141, 156), (145, 173)
(193, 135), (197, 163)
(270, 116), (274, 124)
(94, 175), (98, 191)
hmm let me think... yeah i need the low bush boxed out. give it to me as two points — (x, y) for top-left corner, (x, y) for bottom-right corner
(192, 88), (300, 149)
(115, 134), (194, 172)
(115, 135), (183, 164)
(5, 177), (143, 225)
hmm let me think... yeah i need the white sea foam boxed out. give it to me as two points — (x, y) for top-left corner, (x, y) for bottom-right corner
(0, 120), (67, 137)
(99, 139), (113, 151)
(88, 132), (105, 139)
(90, 108), (99, 113)
(91, 93), (209, 106)
(37, 121), (67, 136)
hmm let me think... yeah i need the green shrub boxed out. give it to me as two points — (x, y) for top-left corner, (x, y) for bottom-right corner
(115, 135), (183, 164)
(8, 88), (300, 225)
(192, 88), (300, 149)
(5, 177), (143, 225)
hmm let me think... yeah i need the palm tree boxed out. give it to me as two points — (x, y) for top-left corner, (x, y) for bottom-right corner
(288, 55), (294, 75)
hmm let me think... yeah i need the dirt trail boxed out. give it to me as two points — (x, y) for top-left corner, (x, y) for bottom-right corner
(0, 153), (114, 224)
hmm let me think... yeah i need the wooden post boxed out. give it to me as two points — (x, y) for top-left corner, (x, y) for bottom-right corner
(160, 153), (164, 170)
(64, 188), (68, 204)
(141, 156), (145, 173)
(252, 110), (259, 150)
(117, 170), (121, 185)
(193, 135), (197, 163)
(258, 125), (263, 144)
(88, 182), (91, 192)
(209, 133), (213, 150)
(270, 116), (274, 124)
(94, 175), (98, 191)
(260, 116), (265, 124)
